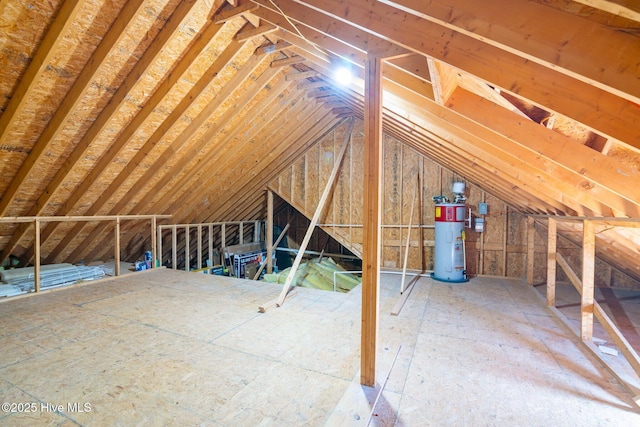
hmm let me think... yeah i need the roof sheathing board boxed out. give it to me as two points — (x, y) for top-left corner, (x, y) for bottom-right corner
(175, 84), (317, 223)
(39, 0), (187, 216)
(168, 74), (297, 221)
(63, 16), (248, 217)
(40, 34), (264, 260)
(127, 43), (272, 214)
(0, 0), (184, 219)
(0, 0), (126, 210)
(50, 54), (281, 261)
(193, 103), (340, 225)
(0, 1), (58, 111)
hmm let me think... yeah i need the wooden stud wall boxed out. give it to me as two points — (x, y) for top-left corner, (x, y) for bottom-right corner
(157, 220), (264, 271)
(530, 219), (640, 290)
(269, 118), (545, 280)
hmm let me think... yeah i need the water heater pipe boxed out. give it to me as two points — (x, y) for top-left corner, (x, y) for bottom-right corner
(461, 229), (467, 279)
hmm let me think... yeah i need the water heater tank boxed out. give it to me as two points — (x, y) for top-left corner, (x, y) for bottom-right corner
(432, 203), (468, 282)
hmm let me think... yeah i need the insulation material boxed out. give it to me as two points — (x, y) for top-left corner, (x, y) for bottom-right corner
(263, 257), (360, 293)
(0, 263), (73, 282)
(0, 264), (107, 297)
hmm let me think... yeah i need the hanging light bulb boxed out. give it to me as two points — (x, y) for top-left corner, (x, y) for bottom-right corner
(333, 65), (353, 85)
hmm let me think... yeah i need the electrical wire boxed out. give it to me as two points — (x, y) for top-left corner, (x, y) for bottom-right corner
(267, 0), (329, 56)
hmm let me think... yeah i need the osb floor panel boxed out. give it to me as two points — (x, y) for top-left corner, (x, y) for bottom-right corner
(0, 269), (639, 426)
(533, 281), (640, 402)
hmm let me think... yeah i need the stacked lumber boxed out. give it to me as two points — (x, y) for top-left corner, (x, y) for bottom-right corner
(263, 257), (361, 293)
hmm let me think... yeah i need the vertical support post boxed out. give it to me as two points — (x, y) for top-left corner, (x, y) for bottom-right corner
(605, 265), (612, 288)
(254, 220), (260, 242)
(418, 159), (425, 272)
(34, 219), (41, 293)
(526, 217), (535, 285)
(185, 225), (190, 272)
(208, 224), (213, 269)
(197, 225), (202, 270)
(221, 223), (227, 270)
(239, 222), (244, 245)
(502, 207), (508, 276)
(151, 216), (157, 269)
(115, 217), (121, 276)
(361, 54), (383, 387)
(479, 191), (485, 274)
(582, 220), (595, 341)
(172, 226), (177, 270)
(267, 190), (274, 274)
(546, 217), (557, 306)
(157, 226), (163, 268)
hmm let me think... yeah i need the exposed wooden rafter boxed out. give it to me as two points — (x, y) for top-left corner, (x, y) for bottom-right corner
(214, 0), (259, 24)
(21, 2), (224, 263)
(378, 0), (640, 102)
(288, 0), (640, 148)
(572, 0), (640, 22)
(42, 18), (244, 264)
(0, 0), (638, 302)
(68, 43), (274, 264)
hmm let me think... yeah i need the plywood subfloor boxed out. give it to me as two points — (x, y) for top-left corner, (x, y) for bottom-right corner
(1, 269), (639, 426)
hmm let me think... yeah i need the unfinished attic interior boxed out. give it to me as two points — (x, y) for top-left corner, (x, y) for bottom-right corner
(1, 0), (640, 424)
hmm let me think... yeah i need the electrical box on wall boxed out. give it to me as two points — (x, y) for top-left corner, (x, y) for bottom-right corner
(478, 202), (488, 215)
(474, 217), (485, 233)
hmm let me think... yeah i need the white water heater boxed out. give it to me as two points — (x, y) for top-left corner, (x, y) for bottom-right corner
(432, 203), (467, 282)
(431, 183), (469, 283)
